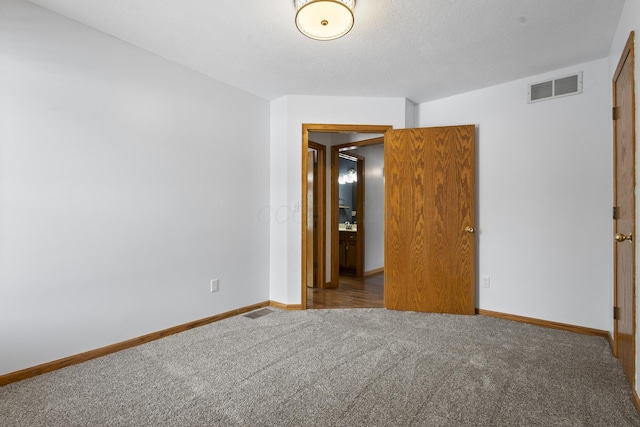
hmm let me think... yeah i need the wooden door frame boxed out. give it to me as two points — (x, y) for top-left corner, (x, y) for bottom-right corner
(333, 150), (364, 280)
(613, 31), (636, 384)
(308, 140), (326, 290)
(301, 125), (391, 309)
(330, 136), (384, 285)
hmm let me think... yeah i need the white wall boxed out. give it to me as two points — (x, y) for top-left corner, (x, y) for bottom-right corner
(1, 0), (629, 382)
(417, 58), (612, 331)
(0, 0), (270, 375)
(405, 99), (417, 129)
(352, 144), (385, 273)
(269, 96), (410, 304)
(608, 0), (640, 397)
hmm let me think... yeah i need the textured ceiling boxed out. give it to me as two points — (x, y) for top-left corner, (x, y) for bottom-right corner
(27, 0), (625, 103)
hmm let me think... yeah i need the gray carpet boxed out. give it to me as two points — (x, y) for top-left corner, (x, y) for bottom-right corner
(1, 308), (639, 426)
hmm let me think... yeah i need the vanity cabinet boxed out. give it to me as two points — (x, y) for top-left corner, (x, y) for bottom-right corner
(339, 231), (358, 274)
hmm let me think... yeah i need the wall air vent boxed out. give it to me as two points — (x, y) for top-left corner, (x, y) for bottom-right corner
(528, 72), (583, 103)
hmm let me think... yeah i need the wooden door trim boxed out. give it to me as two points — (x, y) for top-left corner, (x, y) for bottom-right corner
(613, 31), (636, 386)
(301, 124), (392, 308)
(356, 155), (365, 276)
(331, 150), (365, 280)
(614, 32), (635, 81)
(308, 141), (326, 290)
(330, 147), (340, 286)
(334, 136), (385, 150)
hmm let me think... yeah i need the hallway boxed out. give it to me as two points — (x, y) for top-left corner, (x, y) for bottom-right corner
(306, 273), (384, 309)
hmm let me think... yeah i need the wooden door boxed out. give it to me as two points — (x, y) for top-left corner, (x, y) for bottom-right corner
(613, 32), (636, 386)
(385, 125), (476, 314)
(306, 149), (317, 288)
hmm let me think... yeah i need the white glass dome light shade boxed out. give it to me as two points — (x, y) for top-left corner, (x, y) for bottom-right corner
(295, 0), (355, 41)
(350, 168), (357, 182)
(341, 168), (357, 184)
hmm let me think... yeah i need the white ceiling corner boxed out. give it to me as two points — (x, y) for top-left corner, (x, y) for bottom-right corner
(26, 0), (626, 103)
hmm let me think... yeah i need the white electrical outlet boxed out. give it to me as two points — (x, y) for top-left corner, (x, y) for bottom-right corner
(210, 279), (219, 293)
(481, 276), (490, 289)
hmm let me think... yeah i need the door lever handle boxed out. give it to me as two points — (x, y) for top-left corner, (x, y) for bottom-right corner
(614, 233), (633, 242)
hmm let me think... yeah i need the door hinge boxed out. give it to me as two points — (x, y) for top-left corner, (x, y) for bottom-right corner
(613, 206), (619, 220)
(612, 106), (619, 120)
(614, 306), (621, 320)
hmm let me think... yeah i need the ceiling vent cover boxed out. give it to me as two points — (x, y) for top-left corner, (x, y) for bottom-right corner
(528, 72), (582, 103)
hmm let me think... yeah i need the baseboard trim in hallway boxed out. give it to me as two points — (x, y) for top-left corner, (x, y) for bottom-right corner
(364, 267), (384, 276)
(269, 301), (303, 311)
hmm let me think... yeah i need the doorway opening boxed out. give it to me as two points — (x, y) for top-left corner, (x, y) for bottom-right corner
(301, 124), (392, 309)
(306, 141), (326, 290)
(330, 137), (385, 284)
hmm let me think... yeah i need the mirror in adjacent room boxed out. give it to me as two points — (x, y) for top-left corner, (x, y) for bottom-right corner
(338, 153), (358, 229)
(336, 151), (364, 278)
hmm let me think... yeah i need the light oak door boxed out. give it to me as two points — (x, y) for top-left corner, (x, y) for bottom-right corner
(385, 125), (476, 314)
(306, 149), (316, 288)
(613, 32), (635, 386)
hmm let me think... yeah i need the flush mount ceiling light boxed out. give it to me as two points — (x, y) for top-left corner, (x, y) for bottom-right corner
(294, 0), (355, 41)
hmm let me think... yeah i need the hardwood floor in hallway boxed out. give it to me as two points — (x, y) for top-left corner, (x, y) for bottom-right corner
(307, 272), (384, 309)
